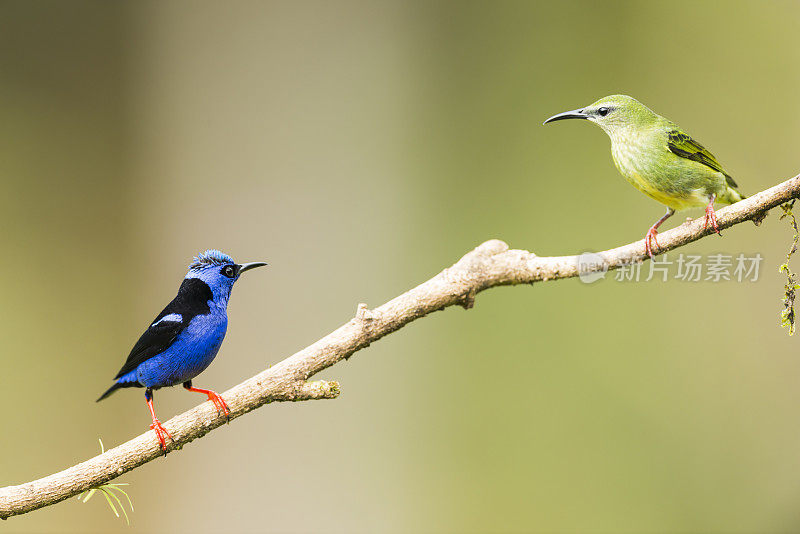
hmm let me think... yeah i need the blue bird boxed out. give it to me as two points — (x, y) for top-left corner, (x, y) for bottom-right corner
(97, 250), (267, 452)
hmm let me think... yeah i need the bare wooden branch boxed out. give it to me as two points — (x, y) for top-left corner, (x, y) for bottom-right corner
(1, 174), (798, 520)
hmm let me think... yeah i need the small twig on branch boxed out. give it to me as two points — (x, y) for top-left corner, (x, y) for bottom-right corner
(1, 174), (799, 520)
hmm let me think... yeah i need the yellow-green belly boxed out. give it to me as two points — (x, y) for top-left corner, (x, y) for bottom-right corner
(610, 137), (724, 211)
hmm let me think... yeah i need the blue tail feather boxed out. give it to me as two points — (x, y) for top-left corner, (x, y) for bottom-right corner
(97, 372), (141, 402)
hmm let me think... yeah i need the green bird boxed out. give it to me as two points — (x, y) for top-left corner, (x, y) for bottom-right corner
(544, 95), (745, 257)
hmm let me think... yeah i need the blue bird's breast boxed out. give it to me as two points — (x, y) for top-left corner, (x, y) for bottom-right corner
(136, 311), (228, 388)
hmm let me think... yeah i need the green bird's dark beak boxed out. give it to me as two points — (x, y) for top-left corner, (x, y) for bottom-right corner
(236, 261), (268, 275)
(543, 108), (589, 125)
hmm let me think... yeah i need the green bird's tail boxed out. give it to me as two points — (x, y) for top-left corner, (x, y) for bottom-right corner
(722, 176), (768, 226)
(725, 186), (745, 203)
(721, 174), (745, 204)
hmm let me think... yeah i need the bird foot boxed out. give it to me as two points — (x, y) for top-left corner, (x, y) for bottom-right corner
(184, 384), (232, 422)
(644, 226), (660, 259)
(204, 390), (231, 421)
(704, 203), (721, 235)
(150, 418), (173, 454)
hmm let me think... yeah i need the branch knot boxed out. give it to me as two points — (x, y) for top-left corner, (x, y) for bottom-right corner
(355, 303), (375, 321)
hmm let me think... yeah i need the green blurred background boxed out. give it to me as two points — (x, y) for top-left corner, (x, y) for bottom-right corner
(2, 1), (800, 532)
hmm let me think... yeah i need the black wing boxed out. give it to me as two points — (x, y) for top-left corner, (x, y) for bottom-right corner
(113, 310), (185, 379)
(112, 277), (213, 379)
(666, 130), (738, 189)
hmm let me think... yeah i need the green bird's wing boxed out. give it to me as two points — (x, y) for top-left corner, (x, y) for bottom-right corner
(666, 130), (738, 189)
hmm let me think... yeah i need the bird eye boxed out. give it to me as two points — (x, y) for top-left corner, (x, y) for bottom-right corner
(597, 107), (610, 117)
(221, 265), (236, 278)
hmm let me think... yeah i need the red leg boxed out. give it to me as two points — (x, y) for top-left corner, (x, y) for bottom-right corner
(644, 208), (675, 259)
(644, 227), (660, 259)
(145, 388), (173, 454)
(183, 381), (231, 421)
(704, 195), (721, 235)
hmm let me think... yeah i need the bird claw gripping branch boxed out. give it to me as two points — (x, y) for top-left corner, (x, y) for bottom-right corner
(183, 383), (231, 422)
(704, 201), (722, 235)
(149, 418), (173, 454)
(644, 226), (661, 258)
(145, 389), (173, 454)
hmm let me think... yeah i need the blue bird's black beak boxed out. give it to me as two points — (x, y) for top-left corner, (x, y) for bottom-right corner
(543, 108), (589, 125)
(236, 262), (268, 275)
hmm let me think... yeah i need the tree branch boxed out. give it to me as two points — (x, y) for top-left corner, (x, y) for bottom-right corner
(2, 174), (798, 520)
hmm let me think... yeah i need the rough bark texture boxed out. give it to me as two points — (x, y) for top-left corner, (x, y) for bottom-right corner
(1, 174), (798, 520)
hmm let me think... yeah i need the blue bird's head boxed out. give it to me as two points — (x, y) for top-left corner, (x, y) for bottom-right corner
(185, 250), (268, 305)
